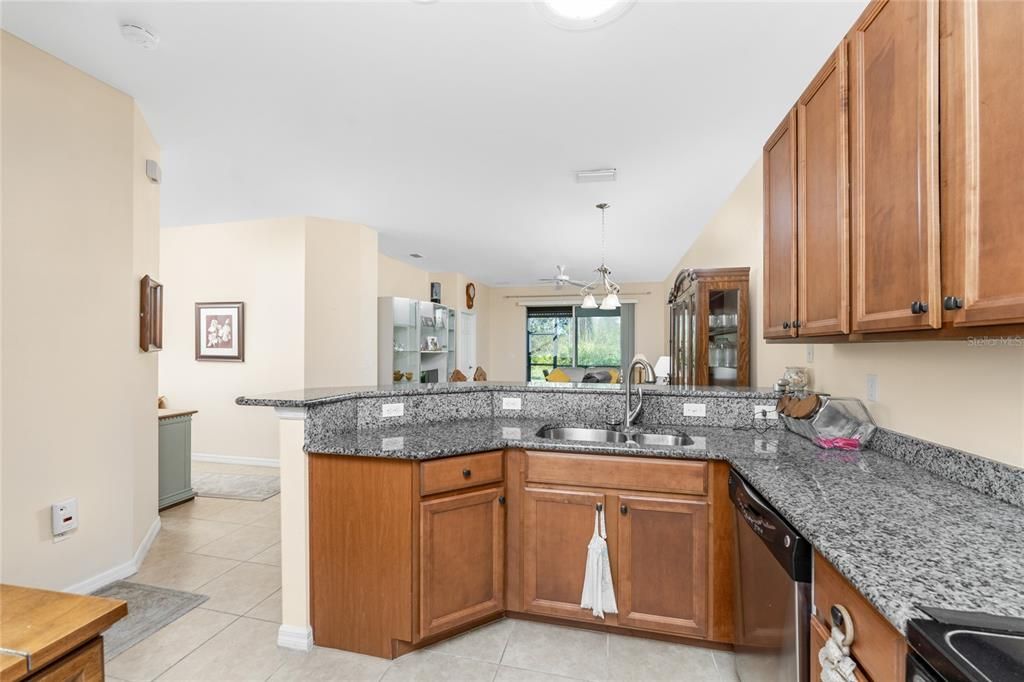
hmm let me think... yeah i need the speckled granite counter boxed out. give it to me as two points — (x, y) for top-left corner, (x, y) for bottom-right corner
(304, 417), (1024, 637)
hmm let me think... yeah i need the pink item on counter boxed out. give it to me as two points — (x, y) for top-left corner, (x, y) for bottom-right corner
(813, 436), (863, 450)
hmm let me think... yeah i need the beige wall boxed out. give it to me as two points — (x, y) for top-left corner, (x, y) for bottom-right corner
(1, 33), (160, 589)
(483, 282), (666, 382)
(378, 254), (429, 300)
(665, 158), (1024, 467)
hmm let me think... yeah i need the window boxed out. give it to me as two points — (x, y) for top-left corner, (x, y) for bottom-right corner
(525, 306), (623, 380)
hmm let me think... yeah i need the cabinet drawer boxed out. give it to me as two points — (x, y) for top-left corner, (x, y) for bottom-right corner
(420, 451), (504, 496)
(525, 451), (707, 496)
(813, 552), (904, 681)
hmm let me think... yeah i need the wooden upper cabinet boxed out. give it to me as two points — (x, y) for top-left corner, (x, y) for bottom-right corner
(797, 43), (850, 336)
(942, 0), (1024, 326)
(616, 495), (708, 638)
(763, 109), (799, 339)
(849, 0), (940, 332)
(419, 487), (505, 639)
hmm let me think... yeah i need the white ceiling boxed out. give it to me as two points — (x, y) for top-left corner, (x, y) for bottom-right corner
(2, 0), (866, 286)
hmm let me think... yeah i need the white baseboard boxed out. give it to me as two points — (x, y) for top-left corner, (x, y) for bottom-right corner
(64, 516), (162, 594)
(277, 624), (313, 651)
(192, 452), (280, 468)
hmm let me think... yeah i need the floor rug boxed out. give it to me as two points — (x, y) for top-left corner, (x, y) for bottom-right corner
(92, 581), (208, 660)
(192, 471), (281, 501)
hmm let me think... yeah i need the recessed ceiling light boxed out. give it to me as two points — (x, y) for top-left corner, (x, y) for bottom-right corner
(120, 23), (160, 50)
(409, 253), (424, 259)
(536, 0), (635, 31)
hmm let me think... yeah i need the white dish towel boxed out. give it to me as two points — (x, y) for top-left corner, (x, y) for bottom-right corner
(818, 624), (859, 682)
(580, 505), (618, 618)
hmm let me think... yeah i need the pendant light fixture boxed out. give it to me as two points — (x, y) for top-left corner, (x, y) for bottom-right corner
(580, 203), (621, 310)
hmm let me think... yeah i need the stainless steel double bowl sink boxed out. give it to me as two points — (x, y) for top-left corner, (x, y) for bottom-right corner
(535, 425), (692, 448)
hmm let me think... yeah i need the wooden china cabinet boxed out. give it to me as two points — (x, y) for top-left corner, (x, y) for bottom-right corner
(667, 267), (750, 387)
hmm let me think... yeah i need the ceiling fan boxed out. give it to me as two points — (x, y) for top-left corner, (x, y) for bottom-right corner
(538, 265), (590, 289)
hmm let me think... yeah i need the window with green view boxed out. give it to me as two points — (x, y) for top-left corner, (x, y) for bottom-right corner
(525, 306), (622, 380)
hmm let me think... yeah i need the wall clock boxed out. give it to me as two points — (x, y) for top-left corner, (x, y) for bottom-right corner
(466, 283), (476, 310)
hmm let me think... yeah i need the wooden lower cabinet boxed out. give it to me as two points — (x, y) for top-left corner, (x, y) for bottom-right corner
(616, 495), (708, 638)
(522, 487), (610, 623)
(419, 487), (505, 638)
(26, 637), (104, 682)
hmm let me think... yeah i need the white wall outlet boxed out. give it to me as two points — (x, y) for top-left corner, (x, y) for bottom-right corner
(754, 438), (779, 454)
(381, 403), (405, 418)
(683, 403), (707, 417)
(866, 374), (879, 402)
(502, 396), (522, 411)
(381, 436), (404, 451)
(52, 498), (78, 541)
(753, 404), (778, 420)
(502, 426), (522, 440)
(806, 345), (815, 363)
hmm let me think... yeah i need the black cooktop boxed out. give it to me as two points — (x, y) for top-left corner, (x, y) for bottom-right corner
(908, 607), (1024, 681)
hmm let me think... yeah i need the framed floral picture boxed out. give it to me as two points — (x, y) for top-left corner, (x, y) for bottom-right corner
(195, 302), (245, 361)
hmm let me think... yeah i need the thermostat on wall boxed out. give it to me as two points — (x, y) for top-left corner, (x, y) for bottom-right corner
(52, 498), (78, 541)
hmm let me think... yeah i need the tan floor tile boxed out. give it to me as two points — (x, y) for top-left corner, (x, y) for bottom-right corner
(192, 524), (279, 561)
(605, 634), (719, 681)
(203, 500), (277, 525)
(154, 516), (245, 553)
(248, 542), (281, 566)
(249, 507), (281, 529)
(128, 552), (240, 592)
(495, 666), (581, 681)
(501, 621), (608, 681)
(160, 496), (243, 522)
(157, 617), (295, 681)
(383, 650), (497, 682)
(245, 589), (281, 623)
(268, 645), (391, 681)
(197, 562), (281, 615)
(107, 608), (236, 681)
(426, 618), (514, 663)
(713, 651), (739, 682)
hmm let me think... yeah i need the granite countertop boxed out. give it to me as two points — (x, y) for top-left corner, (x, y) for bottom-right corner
(306, 417), (1024, 636)
(236, 382), (779, 408)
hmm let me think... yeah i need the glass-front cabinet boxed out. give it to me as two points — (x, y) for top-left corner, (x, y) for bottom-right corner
(668, 268), (750, 387)
(378, 297), (458, 385)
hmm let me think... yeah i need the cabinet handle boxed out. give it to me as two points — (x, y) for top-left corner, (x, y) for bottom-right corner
(462, 468), (472, 478)
(943, 296), (963, 311)
(911, 301), (930, 315)
(596, 503), (604, 512)
(620, 504), (628, 515)
(793, 320), (801, 328)
(498, 496), (506, 506)
(782, 321), (790, 330)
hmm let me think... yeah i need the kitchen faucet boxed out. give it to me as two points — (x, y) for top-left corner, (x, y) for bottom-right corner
(623, 357), (656, 430)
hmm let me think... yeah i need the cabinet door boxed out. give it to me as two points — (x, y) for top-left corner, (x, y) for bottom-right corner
(850, 0), (940, 332)
(948, 0), (1024, 326)
(522, 487), (610, 623)
(798, 43), (850, 336)
(763, 109), (799, 339)
(419, 487), (504, 639)
(616, 495), (708, 638)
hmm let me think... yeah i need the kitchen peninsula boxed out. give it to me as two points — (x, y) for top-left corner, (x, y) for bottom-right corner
(238, 382), (1024, 678)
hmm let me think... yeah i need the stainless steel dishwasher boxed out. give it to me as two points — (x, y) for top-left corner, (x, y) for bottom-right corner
(729, 469), (812, 682)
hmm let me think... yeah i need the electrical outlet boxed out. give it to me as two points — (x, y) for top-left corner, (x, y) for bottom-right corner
(866, 374), (879, 402)
(381, 436), (404, 451)
(381, 403), (405, 418)
(52, 498), (78, 542)
(502, 426), (522, 440)
(753, 404), (778, 420)
(502, 396), (522, 410)
(806, 345), (814, 363)
(683, 403), (707, 417)
(754, 439), (779, 454)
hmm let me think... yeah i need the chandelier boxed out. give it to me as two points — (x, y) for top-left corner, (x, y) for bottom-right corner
(580, 203), (621, 310)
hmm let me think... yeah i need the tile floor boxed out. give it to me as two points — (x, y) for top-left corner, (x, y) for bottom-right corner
(109, 462), (739, 682)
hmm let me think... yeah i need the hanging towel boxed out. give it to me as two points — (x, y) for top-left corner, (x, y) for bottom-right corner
(580, 506), (618, 618)
(817, 624), (859, 682)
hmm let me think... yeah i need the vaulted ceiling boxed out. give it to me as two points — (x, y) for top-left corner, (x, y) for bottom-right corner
(2, 1), (866, 285)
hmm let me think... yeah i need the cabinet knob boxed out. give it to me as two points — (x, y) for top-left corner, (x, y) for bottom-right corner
(462, 468), (472, 478)
(793, 320), (801, 328)
(943, 296), (963, 311)
(911, 301), (921, 314)
(620, 504), (628, 515)
(498, 496), (506, 506)
(782, 321), (790, 329)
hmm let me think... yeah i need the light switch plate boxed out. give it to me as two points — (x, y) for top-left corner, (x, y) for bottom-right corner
(753, 405), (778, 420)
(502, 397), (522, 410)
(683, 403), (707, 417)
(381, 403), (405, 418)
(806, 345), (815, 363)
(866, 374), (879, 402)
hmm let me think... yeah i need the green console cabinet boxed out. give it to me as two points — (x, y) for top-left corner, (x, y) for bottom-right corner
(158, 409), (198, 509)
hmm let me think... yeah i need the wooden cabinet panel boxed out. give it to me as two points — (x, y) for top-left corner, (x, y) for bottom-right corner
(798, 43), (850, 336)
(616, 495), (708, 638)
(420, 451), (504, 496)
(813, 552), (905, 681)
(850, 0), (940, 332)
(944, 0), (1024, 326)
(419, 487), (504, 639)
(763, 109), (799, 339)
(522, 487), (612, 623)
(525, 451), (707, 496)
(26, 637), (104, 682)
